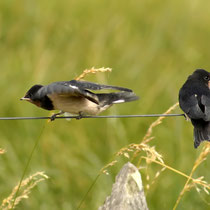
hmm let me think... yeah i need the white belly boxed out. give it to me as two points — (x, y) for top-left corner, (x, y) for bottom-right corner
(48, 94), (101, 115)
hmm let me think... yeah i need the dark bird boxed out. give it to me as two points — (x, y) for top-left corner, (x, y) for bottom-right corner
(21, 80), (139, 120)
(179, 69), (210, 148)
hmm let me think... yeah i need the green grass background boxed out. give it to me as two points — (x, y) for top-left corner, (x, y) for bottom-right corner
(0, 0), (209, 209)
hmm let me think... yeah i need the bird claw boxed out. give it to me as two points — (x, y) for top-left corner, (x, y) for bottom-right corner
(50, 114), (57, 121)
(50, 111), (64, 121)
(76, 112), (83, 120)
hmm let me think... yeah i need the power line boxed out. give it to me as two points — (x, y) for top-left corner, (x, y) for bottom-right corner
(0, 114), (185, 121)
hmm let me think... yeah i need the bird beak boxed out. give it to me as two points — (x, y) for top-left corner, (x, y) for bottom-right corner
(20, 97), (30, 101)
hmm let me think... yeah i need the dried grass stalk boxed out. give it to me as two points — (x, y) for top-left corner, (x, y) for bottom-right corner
(100, 103), (179, 176)
(173, 142), (210, 210)
(0, 148), (6, 154)
(1, 172), (48, 210)
(142, 102), (179, 144)
(75, 67), (112, 81)
(101, 160), (118, 175)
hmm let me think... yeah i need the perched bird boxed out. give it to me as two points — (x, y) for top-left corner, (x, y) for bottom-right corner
(179, 69), (210, 148)
(21, 80), (139, 120)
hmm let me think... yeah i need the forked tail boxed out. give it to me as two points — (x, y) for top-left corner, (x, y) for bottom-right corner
(193, 122), (210, 148)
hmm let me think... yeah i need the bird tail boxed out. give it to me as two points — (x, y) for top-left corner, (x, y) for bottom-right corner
(193, 122), (210, 148)
(97, 91), (139, 107)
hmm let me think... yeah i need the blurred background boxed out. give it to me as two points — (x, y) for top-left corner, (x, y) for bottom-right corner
(0, 0), (209, 209)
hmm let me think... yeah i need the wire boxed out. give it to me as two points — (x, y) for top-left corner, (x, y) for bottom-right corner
(0, 114), (185, 120)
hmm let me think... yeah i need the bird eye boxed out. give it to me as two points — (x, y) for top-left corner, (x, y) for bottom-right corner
(26, 93), (31, 98)
(204, 76), (209, 81)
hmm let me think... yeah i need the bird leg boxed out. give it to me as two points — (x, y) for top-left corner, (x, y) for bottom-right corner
(50, 111), (65, 121)
(76, 112), (84, 120)
(183, 113), (190, 121)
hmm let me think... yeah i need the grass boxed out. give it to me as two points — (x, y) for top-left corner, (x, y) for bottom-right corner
(1, 172), (48, 210)
(0, 0), (210, 209)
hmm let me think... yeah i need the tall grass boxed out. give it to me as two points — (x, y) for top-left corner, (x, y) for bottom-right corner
(0, 0), (209, 209)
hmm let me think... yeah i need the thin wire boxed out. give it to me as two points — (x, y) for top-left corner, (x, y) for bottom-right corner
(0, 114), (185, 121)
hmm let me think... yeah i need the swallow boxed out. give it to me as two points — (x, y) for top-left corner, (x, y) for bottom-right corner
(179, 69), (210, 148)
(21, 80), (139, 120)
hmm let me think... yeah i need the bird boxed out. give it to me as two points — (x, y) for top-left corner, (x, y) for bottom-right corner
(21, 80), (139, 120)
(179, 69), (210, 148)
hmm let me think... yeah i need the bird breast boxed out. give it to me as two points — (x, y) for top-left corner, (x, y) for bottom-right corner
(48, 94), (101, 115)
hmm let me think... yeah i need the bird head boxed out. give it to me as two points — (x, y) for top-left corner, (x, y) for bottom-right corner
(191, 69), (210, 88)
(20, 84), (43, 107)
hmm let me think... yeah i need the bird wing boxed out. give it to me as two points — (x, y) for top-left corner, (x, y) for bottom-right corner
(180, 94), (205, 119)
(36, 82), (99, 104)
(201, 95), (210, 121)
(68, 80), (133, 92)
